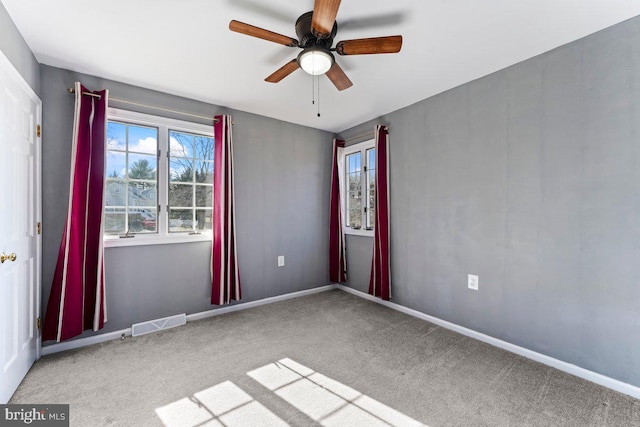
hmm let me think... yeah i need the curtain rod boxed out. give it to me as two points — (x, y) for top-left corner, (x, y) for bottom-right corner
(342, 126), (388, 143)
(67, 88), (230, 124)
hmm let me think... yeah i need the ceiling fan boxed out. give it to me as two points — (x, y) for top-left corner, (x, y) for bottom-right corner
(229, 0), (403, 91)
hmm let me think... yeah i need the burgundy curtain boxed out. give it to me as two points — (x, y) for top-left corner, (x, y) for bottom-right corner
(43, 82), (108, 342)
(369, 125), (391, 300)
(329, 139), (347, 282)
(211, 115), (241, 305)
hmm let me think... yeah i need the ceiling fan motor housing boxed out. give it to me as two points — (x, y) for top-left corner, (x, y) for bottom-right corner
(296, 11), (337, 49)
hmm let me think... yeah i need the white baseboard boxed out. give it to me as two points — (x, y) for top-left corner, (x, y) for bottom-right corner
(186, 284), (336, 322)
(335, 284), (640, 400)
(41, 328), (132, 356)
(41, 285), (337, 357)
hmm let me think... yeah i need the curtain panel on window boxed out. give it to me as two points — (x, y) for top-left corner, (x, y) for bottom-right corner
(211, 115), (241, 305)
(369, 125), (391, 300)
(43, 82), (108, 342)
(329, 138), (347, 282)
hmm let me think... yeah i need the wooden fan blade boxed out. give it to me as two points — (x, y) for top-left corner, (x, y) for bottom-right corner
(326, 62), (352, 91)
(265, 59), (300, 83)
(336, 35), (403, 55)
(229, 20), (299, 47)
(311, 0), (341, 39)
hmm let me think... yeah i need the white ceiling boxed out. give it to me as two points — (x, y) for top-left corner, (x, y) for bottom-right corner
(3, 0), (640, 133)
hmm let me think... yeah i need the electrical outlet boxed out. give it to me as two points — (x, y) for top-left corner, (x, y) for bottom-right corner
(468, 274), (479, 290)
(278, 256), (285, 267)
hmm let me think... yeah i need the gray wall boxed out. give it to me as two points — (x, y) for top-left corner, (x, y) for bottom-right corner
(41, 65), (332, 343)
(338, 17), (640, 387)
(0, 1), (39, 93)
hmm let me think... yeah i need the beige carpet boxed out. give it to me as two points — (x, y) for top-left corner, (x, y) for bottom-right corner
(10, 289), (640, 426)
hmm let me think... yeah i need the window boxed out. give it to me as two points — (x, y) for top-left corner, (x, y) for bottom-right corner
(104, 109), (214, 246)
(341, 139), (375, 236)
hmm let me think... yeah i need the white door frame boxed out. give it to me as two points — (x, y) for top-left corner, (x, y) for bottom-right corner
(0, 49), (42, 361)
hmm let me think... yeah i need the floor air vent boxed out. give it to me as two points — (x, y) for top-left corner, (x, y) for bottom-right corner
(132, 314), (186, 337)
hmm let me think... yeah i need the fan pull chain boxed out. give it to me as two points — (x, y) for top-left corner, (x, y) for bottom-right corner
(317, 75), (321, 117)
(312, 53), (316, 106)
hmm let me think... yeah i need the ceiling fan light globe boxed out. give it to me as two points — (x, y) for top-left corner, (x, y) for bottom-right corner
(298, 48), (334, 75)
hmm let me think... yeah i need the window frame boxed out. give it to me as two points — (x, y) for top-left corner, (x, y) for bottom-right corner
(104, 108), (214, 247)
(340, 139), (375, 237)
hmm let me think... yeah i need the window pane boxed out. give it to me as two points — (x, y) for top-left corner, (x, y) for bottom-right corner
(195, 135), (214, 161)
(169, 159), (194, 183)
(367, 148), (375, 171)
(128, 181), (156, 207)
(127, 125), (157, 154)
(367, 188), (375, 229)
(169, 183), (193, 208)
(107, 122), (126, 151)
(128, 154), (157, 180)
(348, 174), (361, 192)
(104, 207), (126, 235)
(141, 211), (157, 233)
(128, 208), (156, 233)
(349, 191), (361, 206)
(105, 179), (126, 207)
(347, 152), (361, 173)
(348, 209), (361, 229)
(195, 209), (213, 230)
(348, 189), (361, 229)
(169, 209), (194, 232)
(368, 170), (376, 191)
(169, 158), (193, 182)
(195, 161), (213, 184)
(169, 131), (194, 158)
(195, 185), (212, 208)
(106, 151), (126, 179)
(128, 208), (157, 233)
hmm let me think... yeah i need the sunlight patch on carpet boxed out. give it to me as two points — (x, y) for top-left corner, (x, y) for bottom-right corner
(155, 380), (288, 427)
(248, 358), (426, 427)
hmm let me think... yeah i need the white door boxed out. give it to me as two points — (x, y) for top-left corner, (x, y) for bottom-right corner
(0, 50), (42, 404)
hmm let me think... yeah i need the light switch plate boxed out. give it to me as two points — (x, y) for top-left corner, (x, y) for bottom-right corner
(278, 256), (285, 267)
(468, 274), (479, 290)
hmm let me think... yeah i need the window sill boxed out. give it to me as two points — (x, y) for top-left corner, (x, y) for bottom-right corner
(104, 233), (212, 248)
(344, 228), (374, 237)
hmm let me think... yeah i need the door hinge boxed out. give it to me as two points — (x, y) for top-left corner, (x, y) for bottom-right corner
(36, 124), (41, 138)
(36, 317), (41, 330)
(37, 222), (41, 235)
